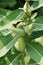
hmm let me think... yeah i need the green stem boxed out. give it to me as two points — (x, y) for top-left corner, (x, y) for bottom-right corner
(21, 1), (31, 65)
(22, 50), (25, 65)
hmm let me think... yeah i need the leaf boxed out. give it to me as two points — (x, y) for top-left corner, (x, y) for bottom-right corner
(27, 30), (43, 42)
(10, 54), (21, 65)
(0, 10), (12, 21)
(34, 16), (43, 24)
(33, 36), (43, 45)
(0, 34), (19, 57)
(26, 38), (43, 64)
(0, 29), (10, 36)
(29, 59), (39, 65)
(31, 0), (43, 11)
(38, 7), (43, 16)
(0, 48), (20, 65)
(0, 58), (7, 65)
(0, 0), (16, 7)
(33, 16), (43, 31)
(0, 9), (26, 31)
(0, 8), (7, 16)
(5, 49), (21, 65)
(33, 23), (43, 31)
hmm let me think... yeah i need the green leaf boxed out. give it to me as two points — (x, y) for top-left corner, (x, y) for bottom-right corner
(0, 48), (20, 65)
(27, 30), (43, 42)
(0, 34), (19, 57)
(0, 9), (26, 31)
(0, 0), (16, 7)
(34, 16), (43, 24)
(26, 39), (43, 64)
(31, 0), (43, 11)
(33, 23), (43, 31)
(10, 54), (21, 65)
(0, 58), (7, 65)
(38, 7), (43, 16)
(33, 16), (43, 31)
(0, 29), (10, 36)
(0, 8), (7, 16)
(4, 49), (21, 65)
(33, 36), (43, 45)
(29, 59), (39, 65)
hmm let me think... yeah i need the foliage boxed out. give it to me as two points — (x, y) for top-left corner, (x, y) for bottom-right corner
(0, 0), (43, 65)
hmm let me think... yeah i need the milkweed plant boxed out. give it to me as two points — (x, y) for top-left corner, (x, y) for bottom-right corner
(0, 0), (43, 65)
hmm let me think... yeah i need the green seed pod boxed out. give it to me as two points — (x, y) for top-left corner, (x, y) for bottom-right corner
(23, 1), (31, 16)
(24, 23), (34, 35)
(15, 37), (25, 51)
(11, 27), (25, 36)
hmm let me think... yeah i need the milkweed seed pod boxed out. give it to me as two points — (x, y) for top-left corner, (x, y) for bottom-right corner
(15, 37), (25, 51)
(24, 23), (34, 35)
(23, 1), (31, 16)
(11, 26), (25, 36)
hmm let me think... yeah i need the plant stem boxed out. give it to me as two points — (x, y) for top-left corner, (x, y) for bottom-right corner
(21, 1), (31, 65)
(22, 49), (25, 65)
